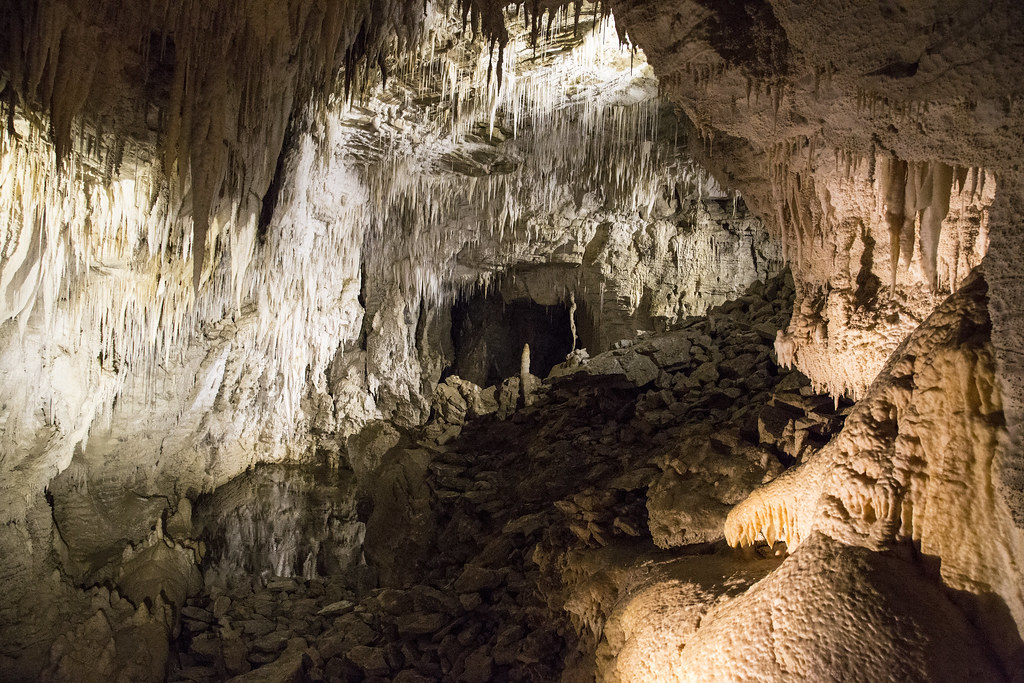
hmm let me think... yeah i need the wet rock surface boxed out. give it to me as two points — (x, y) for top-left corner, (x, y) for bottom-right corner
(171, 272), (849, 681)
(193, 465), (366, 591)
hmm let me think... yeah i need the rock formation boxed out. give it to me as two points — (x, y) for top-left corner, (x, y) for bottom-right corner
(0, 0), (1022, 680)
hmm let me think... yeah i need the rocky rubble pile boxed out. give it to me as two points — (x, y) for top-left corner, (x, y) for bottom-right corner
(170, 271), (851, 681)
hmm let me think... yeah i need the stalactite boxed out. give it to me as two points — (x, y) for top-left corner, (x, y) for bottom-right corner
(0, 3), (715, 462)
(356, 12), (709, 309)
(919, 162), (953, 290)
(880, 154), (908, 289)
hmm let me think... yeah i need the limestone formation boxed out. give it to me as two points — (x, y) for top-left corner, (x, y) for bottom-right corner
(1, 0), (1023, 680)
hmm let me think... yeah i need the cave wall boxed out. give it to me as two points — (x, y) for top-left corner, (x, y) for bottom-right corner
(0, 8), (781, 677)
(1, 0), (1022, 677)
(598, 0), (1024, 674)
(452, 192), (779, 384)
(609, 0), (1024, 519)
(610, 0), (1007, 398)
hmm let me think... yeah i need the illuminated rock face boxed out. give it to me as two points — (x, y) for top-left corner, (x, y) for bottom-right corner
(609, 0), (1009, 400)
(608, 0), (1024, 519)
(605, 532), (1005, 682)
(0, 7), (779, 678)
(1, 0), (1024, 680)
(724, 274), (1024, 674)
(572, 273), (1019, 681)
(599, 1), (1024, 671)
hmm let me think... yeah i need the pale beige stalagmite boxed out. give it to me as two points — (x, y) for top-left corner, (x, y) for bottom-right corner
(520, 342), (532, 406)
(569, 292), (579, 352)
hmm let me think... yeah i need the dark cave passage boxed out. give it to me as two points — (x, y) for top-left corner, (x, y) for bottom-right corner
(448, 288), (575, 386)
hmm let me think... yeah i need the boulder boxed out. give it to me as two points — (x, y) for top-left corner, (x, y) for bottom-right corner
(497, 377), (520, 420)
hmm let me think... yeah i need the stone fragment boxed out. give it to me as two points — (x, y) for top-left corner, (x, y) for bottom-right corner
(458, 592), (483, 611)
(393, 670), (436, 683)
(183, 618), (210, 634)
(459, 647), (493, 683)
(758, 402), (803, 446)
(457, 622), (483, 647)
(613, 517), (640, 536)
(221, 637), (250, 676)
(318, 614), (377, 659)
(644, 333), (693, 368)
(239, 619), (276, 637)
(432, 382), (468, 425)
(181, 605), (215, 623)
(619, 353), (660, 386)
(212, 595), (232, 618)
(720, 352), (758, 379)
(492, 625), (525, 665)
(229, 638), (310, 682)
(689, 361), (719, 385)
(347, 646), (390, 677)
(547, 349), (590, 379)
(252, 632), (289, 654)
(189, 633), (222, 662)
(376, 588), (413, 615)
(453, 565), (504, 593)
(265, 577), (298, 592)
(410, 584), (461, 615)
(647, 470), (733, 548)
(177, 666), (218, 681)
(497, 377), (520, 420)
(395, 612), (445, 635)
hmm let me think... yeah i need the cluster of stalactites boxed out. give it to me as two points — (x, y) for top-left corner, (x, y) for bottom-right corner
(0, 2), (707, 428)
(0, 111), (206, 371)
(353, 14), (711, 310)
(764, 139), (990, 293)
(453, 0), (616, 90)
(725, 496), (803, 550)
(0, 0), (428, 291)
(877, 156), (987, 291)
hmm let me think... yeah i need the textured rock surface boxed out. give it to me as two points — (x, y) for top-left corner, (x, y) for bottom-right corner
(610, 0), (1004, 399)
(0, 13), (781, 675)
(726, 272), (1024, 674)
(1, 0), (1023, 679)
(162, 273), (869, 682)
(607, 0), (1024, 524)
(161, 274), (1013, 682)
(610, 532), (1004, 682)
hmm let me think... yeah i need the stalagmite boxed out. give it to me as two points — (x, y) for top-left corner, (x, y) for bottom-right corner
(568, 291), (578, 352)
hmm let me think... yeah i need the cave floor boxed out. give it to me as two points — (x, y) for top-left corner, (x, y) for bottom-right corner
(171, 273), (851, 682)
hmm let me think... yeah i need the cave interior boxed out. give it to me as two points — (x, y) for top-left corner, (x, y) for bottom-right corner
(1, 0), (1024, 681)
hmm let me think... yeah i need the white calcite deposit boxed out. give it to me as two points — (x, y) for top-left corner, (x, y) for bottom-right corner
(1, 0), (1023, 680)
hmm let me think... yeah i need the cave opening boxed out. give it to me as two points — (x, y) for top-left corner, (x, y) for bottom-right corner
(448, 286), (575, 387)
